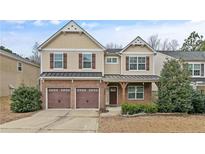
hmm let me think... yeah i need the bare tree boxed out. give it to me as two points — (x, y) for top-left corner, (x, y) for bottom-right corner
(30, 42), (40, 64)
(161, 39), (171, 51)
(148, 34), (161, 50)
(169, 39), (179, 51)
(106, 42), (123, 49)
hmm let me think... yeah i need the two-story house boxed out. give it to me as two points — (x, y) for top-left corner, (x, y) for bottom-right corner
(154, 51), (205, 94)
(0, 49), (40, 97)
(39, 20), (159, 110)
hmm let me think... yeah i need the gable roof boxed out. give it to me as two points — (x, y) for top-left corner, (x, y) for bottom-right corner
(158, 51), (205, 61)
(120, 36), (156, 53)
(38, 20), (106, 51)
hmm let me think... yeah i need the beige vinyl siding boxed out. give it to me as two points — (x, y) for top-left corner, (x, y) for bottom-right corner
(104, 56), (121, 74)
(121, 45), (154, 75)
(152, 52), (175, 91)
(41, 51), (104, 74)
(43, 32), (102, 49)
(0, 54), (40, 97)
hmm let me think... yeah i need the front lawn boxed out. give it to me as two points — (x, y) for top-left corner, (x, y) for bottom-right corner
(0, 96), (36, 124)
(99, 115), (205, 133)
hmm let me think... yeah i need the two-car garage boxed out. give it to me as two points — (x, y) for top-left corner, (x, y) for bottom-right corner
(47, 88), (99, 109)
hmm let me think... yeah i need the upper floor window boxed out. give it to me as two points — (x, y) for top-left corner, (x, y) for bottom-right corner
(83, 53), (92, 68)
(129, 56), (146, 70)
(188, 64), (201, 76)
(106, 57), (118, 64)
(128, 86), (144, 100)
(54, 53), (63, 68)
(17, 62), (22, 72)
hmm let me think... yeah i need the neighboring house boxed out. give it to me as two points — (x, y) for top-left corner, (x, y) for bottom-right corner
(39, 20), (159, 110)
(154, 51), (205, 94)
(0, 49), (40, 97)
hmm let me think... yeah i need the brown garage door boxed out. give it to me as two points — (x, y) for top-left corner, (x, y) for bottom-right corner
(48, 88), (71, 109)
(76, 88), (99, 108)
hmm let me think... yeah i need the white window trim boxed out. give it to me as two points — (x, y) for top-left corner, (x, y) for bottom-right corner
(128, 55), (146, 71)
(106, 57), (119, 64)
(127, 85), (144, 100)
(82, 53), (92, 69)
(53, 52), (64, 69)
(188, 63), (201, 77)
(17, 61), (23, 72)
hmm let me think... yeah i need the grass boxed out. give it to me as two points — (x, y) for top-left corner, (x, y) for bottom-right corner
(99, 114), (205, 133)
(0, 96), (36, 124)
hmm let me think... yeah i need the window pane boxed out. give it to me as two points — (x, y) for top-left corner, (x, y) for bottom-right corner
(138, 64), (145, 70)
(138, 57), (145, 63)
(136, 93), (143, 99)
(18, 67), (22, 71)
(83, 54), (92, 62)
(130, 64), (137, 70)
(128, 93), (135, 99)
(107, 58), (112, 63)
(188, 64), (193, 70)
(128, 87), (135, 93)
(194, 70), (200, 76)
(188, 64), (193, 75)
(112, 58), (117, 63)
(54, 61), (63, 68)
(194, 64), (200, 70)
(54, 54), (63, 61)
(18, 62), (22, 66)
(83, 62), (91, 68)
(130, 57), (137, 63)
(137, 86), (144, 92)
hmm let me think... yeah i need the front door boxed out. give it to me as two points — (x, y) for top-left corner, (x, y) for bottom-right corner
(109, 87), (117, 105)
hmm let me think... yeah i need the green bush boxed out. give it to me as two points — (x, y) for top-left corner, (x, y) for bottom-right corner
(121, 103), (158, 115)
(158, 59), (193, 113)
(143, 104), (158, 113)
(190, 90), (205, 113)
(10, 85), (42, 113)
(157, 102), (175, 113)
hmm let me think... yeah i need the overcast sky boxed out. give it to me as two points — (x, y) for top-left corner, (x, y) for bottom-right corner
(1, 20), (205, 57)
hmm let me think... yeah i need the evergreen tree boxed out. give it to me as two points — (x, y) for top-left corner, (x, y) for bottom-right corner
(158, 59), (193, 113)
(181, 31), (204, 51)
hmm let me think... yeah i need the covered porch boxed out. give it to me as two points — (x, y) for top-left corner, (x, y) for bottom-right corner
(102, 74), (159, 106)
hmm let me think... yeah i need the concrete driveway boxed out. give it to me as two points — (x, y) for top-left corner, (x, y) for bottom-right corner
(0, 110), (99, 133)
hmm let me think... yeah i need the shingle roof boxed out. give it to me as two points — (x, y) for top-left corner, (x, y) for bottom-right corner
(105, 49), (122, 55)
(158, 51), (205, 61)
(106, 49), (122, 53)
(103, 74), (159, 82)
(40, 72), (102, 78)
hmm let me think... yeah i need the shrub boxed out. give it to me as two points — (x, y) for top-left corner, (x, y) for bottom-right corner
(10, 85), (42, 113)
(143, 104), (158, 113)
(121, 103), (158, 115)
(158, 59), (193, 113)
(190, 90), (205, 113)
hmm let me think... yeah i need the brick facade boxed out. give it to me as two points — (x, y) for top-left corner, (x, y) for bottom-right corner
(41, 79), (105, 109)
(107, 82), (152, 105)
(40, 80), (153, 110)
